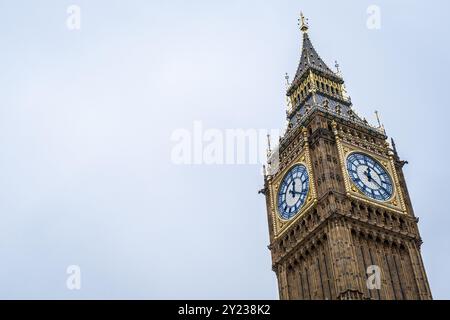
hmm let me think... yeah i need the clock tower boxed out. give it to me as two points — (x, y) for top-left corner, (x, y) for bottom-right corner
(261, 14), (432, 300)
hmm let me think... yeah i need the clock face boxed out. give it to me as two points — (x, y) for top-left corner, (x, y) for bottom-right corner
(277, 164), (310, 220)
(346, 153), (393, 201)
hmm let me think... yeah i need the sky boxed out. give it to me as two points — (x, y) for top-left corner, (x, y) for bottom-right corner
(0, 0), (449, 299)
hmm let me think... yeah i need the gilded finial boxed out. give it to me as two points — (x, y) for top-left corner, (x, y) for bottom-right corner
(285, 73), (290, 86)
(335, 60), (341, 75)
(284, 73), (293, 112)
(298, 12), (309, 33)
(375, 110), (386, 134)
(375, 110), (382, 127)
(391, 138), (398, 156)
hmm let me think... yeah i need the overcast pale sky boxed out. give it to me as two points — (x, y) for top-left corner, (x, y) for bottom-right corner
(0, 0), (449, 299)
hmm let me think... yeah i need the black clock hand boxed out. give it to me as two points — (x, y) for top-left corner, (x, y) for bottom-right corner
(363, 170), (373, 182)
(289, 181), (297, 198)
(372, 179), (389, 194)
(365, 168), (372, 182)
(364, 172), (389, 194)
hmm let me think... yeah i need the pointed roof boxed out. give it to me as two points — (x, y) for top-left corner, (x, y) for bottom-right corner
(287, 20), (343, 96)
(296, 32), (336, 78)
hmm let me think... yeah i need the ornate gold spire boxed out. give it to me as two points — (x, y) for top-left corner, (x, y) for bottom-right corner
(299, 12), (309, 33)
(288, 14), (341, 97)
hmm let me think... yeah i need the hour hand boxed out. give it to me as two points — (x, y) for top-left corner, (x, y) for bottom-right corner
(369, 176), (389, 193)
(289, 188), (296, 197)
(363, 170), (372, 182)
(289, 181), (297, 197)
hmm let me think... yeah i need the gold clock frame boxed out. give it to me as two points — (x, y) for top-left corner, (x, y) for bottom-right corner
(336, 139), (407, 215)
(269, 145), (318, 239)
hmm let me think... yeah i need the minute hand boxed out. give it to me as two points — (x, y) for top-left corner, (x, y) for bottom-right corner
(364, 172), (388, 193)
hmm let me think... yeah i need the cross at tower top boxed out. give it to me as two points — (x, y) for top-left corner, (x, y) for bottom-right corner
(299, 12), (309, 33)
(288, 14), (342, 98)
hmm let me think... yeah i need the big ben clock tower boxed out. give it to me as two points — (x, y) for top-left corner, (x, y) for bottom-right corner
(261, 14), (432, 300)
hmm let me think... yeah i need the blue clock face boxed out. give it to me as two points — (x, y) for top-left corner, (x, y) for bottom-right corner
(277, 165), (310, 220)
(346, 153), (393, 201)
